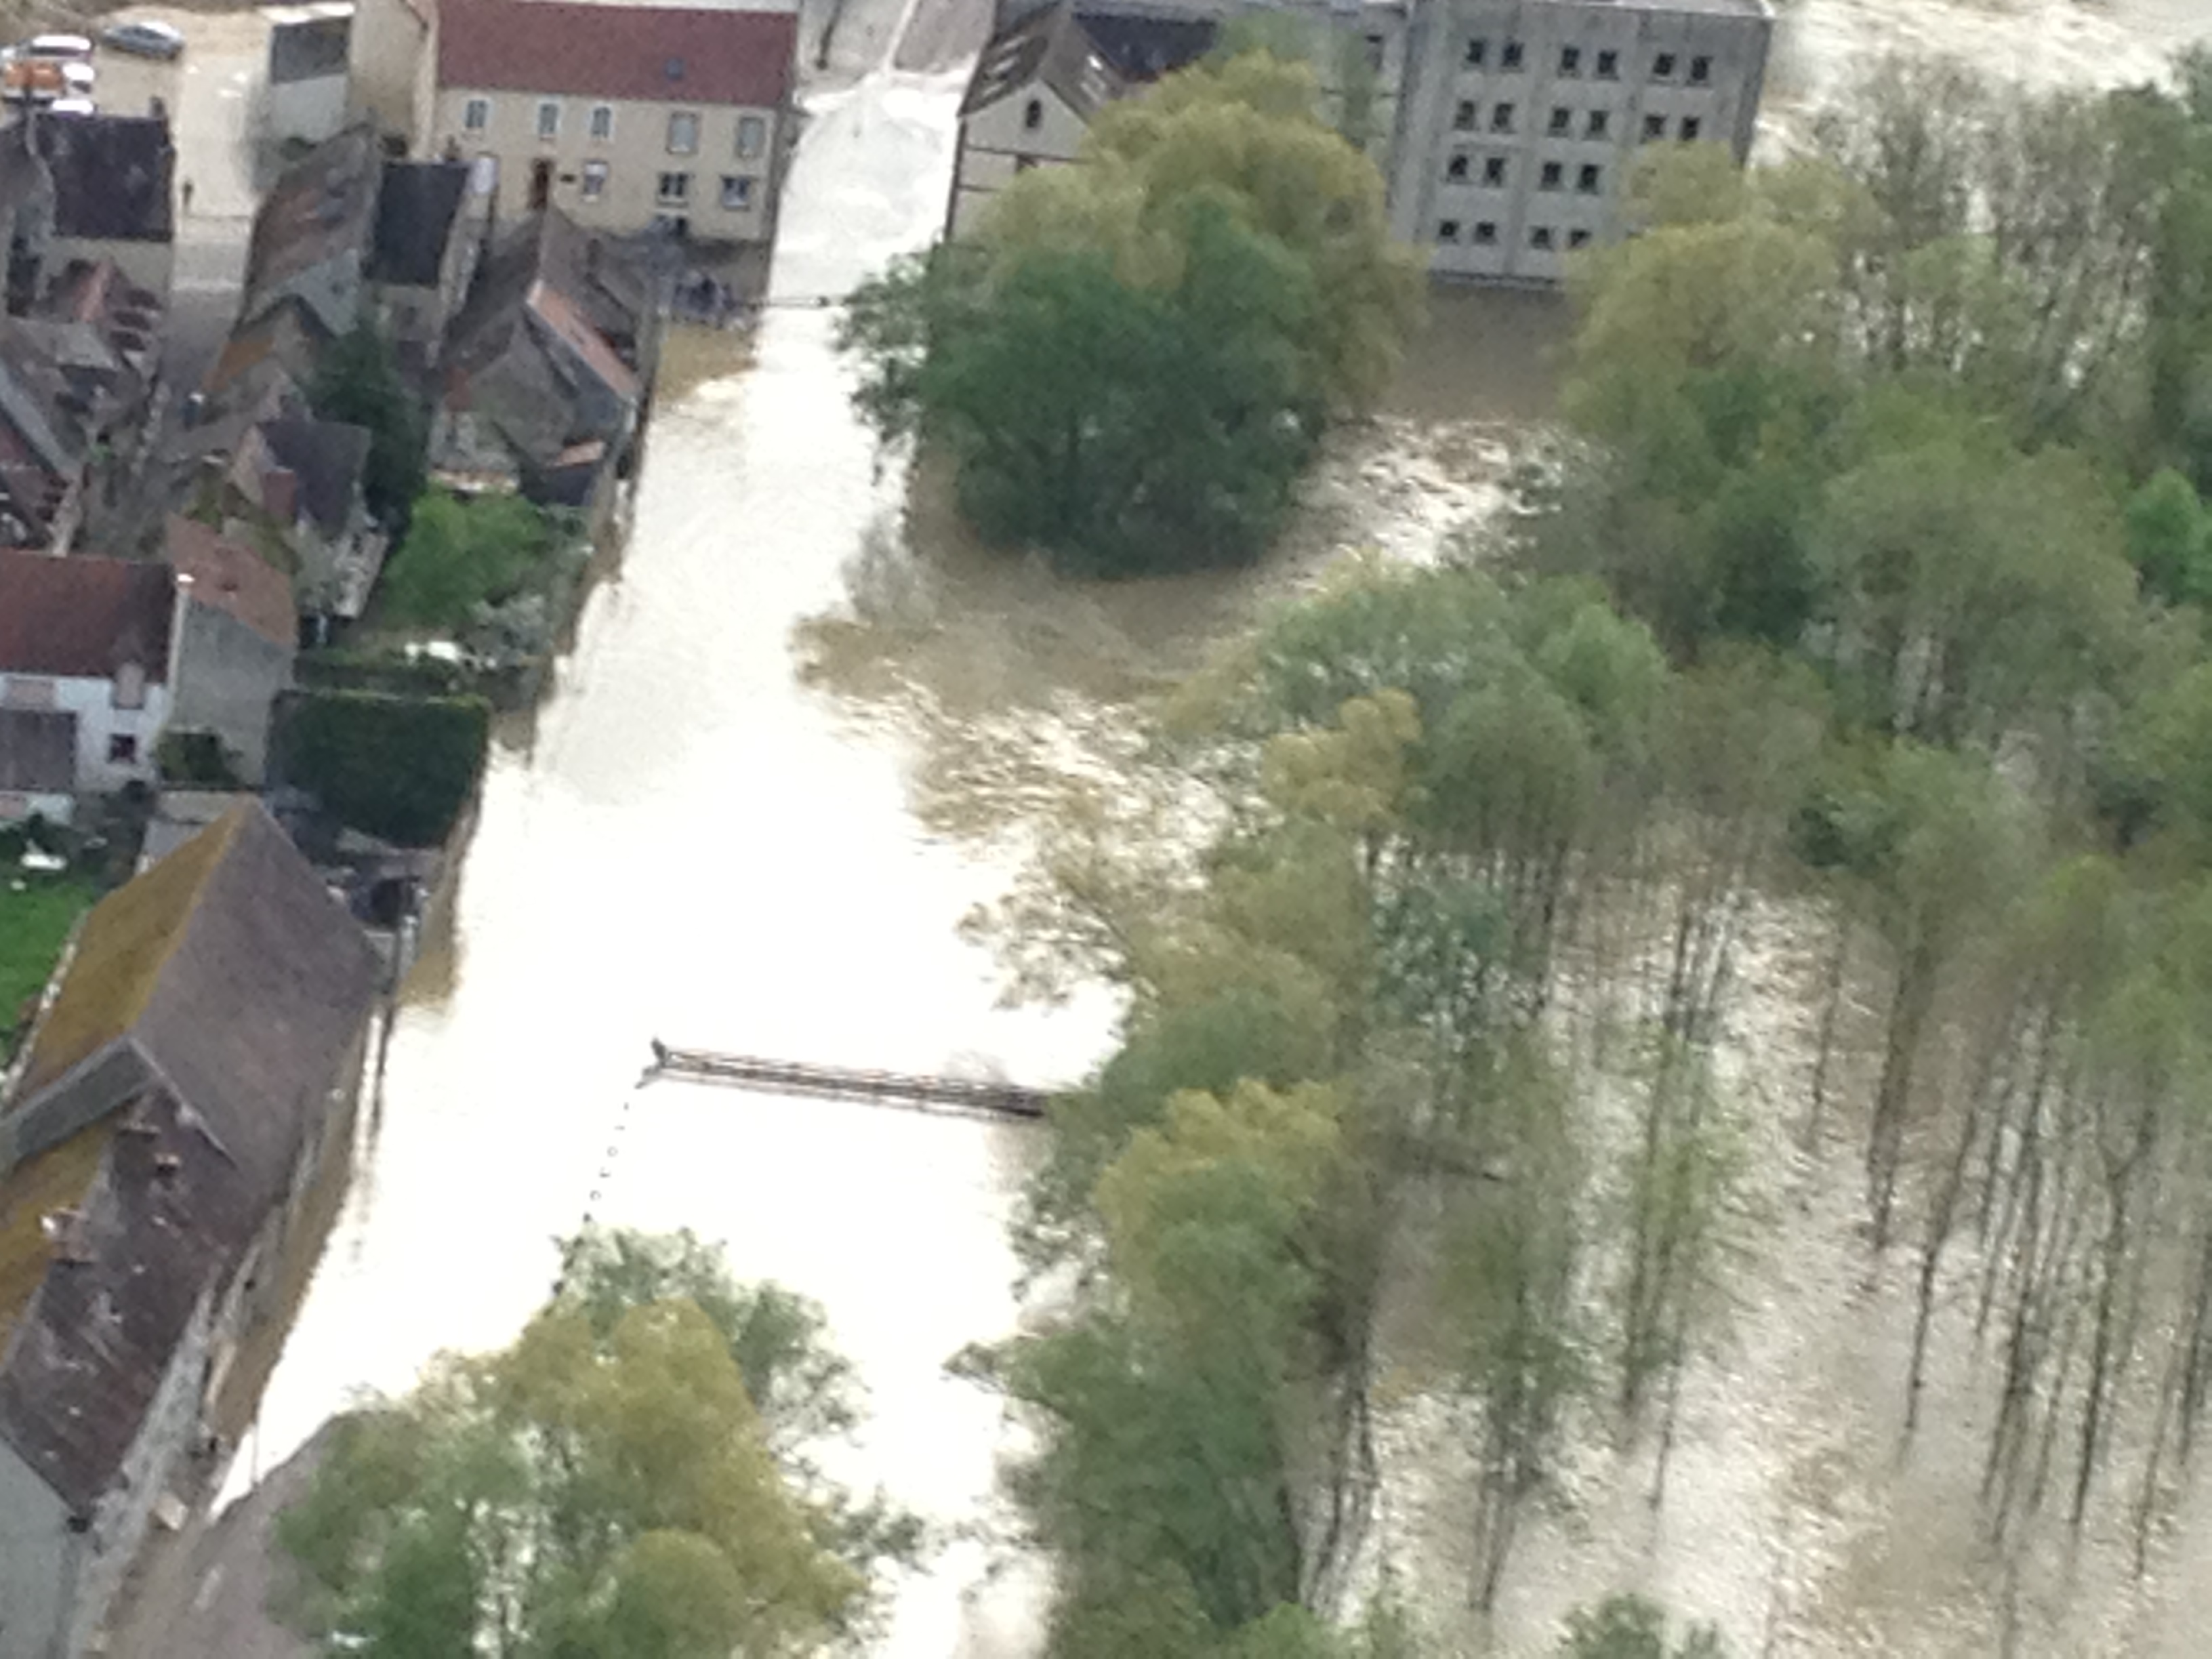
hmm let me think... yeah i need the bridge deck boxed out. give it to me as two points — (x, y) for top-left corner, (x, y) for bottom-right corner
(645, 1044), (1051, 1122)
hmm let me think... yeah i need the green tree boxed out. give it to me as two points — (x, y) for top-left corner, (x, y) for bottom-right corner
(840, 49), (1419, 575)
(278, 1233), (875, 1658)
(377, 489), (562, 629)
(1557, 1594), (1725, 1658)
(310, 319), (428, 527)
(2124, 468), (2212, 607)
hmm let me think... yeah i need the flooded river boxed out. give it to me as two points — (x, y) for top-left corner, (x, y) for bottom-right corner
(228, 56), (1120, 1659)
(222, 0), (2212, 1655)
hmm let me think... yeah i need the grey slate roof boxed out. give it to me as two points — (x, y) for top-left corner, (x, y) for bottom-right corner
(0, 802), (378, 1514)
(269, 14), (351, 84)
(369, 160), (469, 289)
(962, 0), (1124, 119)
(257, 417), (371, 537)
(0, 707), (73, 792)
(0, 1086), (264, 1517)
(1073, 12), (1215, 82)
(43, 116), (174, 245)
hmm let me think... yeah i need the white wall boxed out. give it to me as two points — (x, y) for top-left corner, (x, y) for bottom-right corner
(0, 1435), (73, 1659)
(432, 87), (782, 240)
(949, 81), (1088, 239)
(0, 672), (166, 794)
(271, 73), (351, 146)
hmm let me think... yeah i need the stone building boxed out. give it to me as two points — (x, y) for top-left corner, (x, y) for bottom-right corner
(0, 801), (379, 1659)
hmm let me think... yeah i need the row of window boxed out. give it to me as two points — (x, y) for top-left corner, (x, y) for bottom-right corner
(1465, 39), (1715, 85)
(461, 96), (767, 160)
(1446, 152), (1606, 193)
(1437, 220), (1593, 253)
(1450, 100), (1705, 144)
(645, 169), (756, 211)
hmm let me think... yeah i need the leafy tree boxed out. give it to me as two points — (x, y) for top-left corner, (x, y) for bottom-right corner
(840, 49), (1418, 575)
(377, 489), (563, 629)
(278, 1232), (880, 1658)
(310, 319), (428, 527)
(2125, 468), (2212, 607)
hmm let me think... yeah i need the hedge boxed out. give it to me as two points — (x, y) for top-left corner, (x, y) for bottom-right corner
(273, 690), (491, 847)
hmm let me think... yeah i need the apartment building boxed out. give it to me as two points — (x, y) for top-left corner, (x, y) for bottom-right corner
(1390, 0), (1772, 282)
(431, 0), (798, 240)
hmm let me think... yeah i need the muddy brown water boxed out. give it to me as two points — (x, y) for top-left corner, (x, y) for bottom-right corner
(222, 1), (2212, 1655)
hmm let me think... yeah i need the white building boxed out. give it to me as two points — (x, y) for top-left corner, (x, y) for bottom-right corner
(0, 551), (178, 822)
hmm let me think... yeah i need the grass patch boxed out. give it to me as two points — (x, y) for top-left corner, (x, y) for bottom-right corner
(0, 875), (97, 1065)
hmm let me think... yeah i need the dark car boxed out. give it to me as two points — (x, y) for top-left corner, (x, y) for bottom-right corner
(98, 20), (184, 60)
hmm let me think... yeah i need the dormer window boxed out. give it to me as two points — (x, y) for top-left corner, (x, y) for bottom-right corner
(112, 660), (144, 710)
(665, 56), (684, 81)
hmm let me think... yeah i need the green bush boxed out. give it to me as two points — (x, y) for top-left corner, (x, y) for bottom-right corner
(274, 689), (491, 846)
(157, 730), (242, 788)
(375, 491), (563, 630)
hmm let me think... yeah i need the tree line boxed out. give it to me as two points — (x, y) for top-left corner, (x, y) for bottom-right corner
(954, 47), (2212, 1654)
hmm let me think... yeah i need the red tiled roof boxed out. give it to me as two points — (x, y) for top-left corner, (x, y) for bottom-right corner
(0, 551), (173, 681)
(437, 0), (796, 108)
(163, 515), (297, 649)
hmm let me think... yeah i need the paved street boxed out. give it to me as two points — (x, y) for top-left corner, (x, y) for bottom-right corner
(77, 6), (269, 556)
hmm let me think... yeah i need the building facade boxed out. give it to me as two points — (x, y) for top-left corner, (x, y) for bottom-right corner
(948, 0), (1769, 283)
(430, 0), (796, 241)
(0, 552), (178, 813)
(1389, 0), (1771, 281)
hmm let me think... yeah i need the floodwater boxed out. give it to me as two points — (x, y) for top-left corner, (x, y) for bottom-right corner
(222, 0), (2212, 1655)
(222, 50), (1120, 1659)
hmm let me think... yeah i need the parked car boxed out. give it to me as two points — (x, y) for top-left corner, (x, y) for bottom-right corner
(98, 20), (183, 60)
(21, 33), (93, 60)
(0, 57), (91, 102)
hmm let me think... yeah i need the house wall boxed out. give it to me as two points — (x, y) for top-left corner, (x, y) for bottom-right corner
(270, 73), (351, 147)
(1390, 0), (1770, 283)
(948, 80), (1089, 239)
(431, 87), (783, 240)
(168, 604), (294, 785)
(348, 0), (432, 148)
(70, 1288), (217, 1659)
(372, 196), (485, 367)
(0, 787), (71, 826)
(45, 238), (172, 309)
(0, 1435), (75, 1659)
(0, 672), (166, 794)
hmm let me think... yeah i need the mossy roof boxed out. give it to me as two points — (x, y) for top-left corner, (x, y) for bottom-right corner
(0, 1120), (112, 1353)
(14, 806), (243, 1101)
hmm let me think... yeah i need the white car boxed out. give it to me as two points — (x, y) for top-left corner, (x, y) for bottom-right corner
(47, 96), (94, 116)
(22, 34), (93, 60)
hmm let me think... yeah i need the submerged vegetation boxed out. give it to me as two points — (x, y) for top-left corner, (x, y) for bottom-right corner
(953, 45), (2212, 1656)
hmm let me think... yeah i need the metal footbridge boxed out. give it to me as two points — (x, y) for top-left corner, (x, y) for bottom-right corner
(642, 1042), (1051, 1122)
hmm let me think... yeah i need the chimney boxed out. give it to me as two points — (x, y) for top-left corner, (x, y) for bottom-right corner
(167, 567), (193, 694)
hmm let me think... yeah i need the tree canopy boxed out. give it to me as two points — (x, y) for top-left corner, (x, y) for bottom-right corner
(840, 49), (1420, 577)
(278, 1229), (904, 1659)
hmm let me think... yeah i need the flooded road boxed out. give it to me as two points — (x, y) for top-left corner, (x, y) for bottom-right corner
(226, 52), (1117, 1659)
